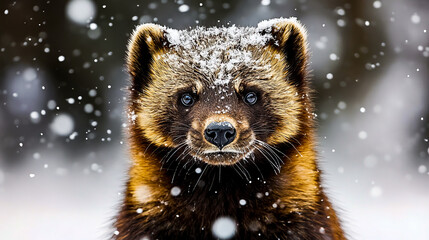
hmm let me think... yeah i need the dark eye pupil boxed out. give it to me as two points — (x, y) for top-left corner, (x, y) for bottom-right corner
(181, 93), (194, 106)
(245, 92), (257, 105)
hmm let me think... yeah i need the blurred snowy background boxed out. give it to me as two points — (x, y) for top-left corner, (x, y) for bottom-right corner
(0, 0), (428, 239)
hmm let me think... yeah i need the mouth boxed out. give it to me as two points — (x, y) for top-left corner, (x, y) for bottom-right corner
(192, 148), (255, 166)
(202, 149), (243, 154)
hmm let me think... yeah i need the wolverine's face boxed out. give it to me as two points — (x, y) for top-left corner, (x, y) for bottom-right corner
(128, 20), (311, 166)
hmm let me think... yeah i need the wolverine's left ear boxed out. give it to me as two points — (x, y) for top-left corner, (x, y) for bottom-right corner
(258, 18), (309, 85)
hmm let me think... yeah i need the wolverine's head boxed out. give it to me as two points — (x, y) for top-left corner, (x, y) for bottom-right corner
(127, 18), (313, 166)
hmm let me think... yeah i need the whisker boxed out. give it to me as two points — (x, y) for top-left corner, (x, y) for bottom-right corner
(193, 164), (209, 191)
(254, 145), (280, 174)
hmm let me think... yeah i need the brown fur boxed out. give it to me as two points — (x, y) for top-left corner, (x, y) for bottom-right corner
(115, 18), (346, 240)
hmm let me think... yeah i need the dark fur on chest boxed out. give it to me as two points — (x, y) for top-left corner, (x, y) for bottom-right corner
(114, 146), (340, 240)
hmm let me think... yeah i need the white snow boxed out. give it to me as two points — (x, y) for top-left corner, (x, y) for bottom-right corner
(47, 100), (56, 110)
(66, 0), (96, 25)
(89, 23), (97, 30)
(260, 0), (271, 6)
(58, 55), (65, 62)
(178, 4), (189, 13)
(84, 103), (94, 113)
(170, 186), (181, 196)
(373, 1), (382, 8)
(30, 111), (40, 121)
(212, 217), (236, 239)
(364, 155), (378, 168)
(336, 8), (345, 16)
(358, 131), (368, 140)
(329, 53), (338, 61)
(417, 165), (427, 174)
(50, 114), (74, 136)
(257, 17), (294, 31)
(410, 13), (421, 24)
(23, 68), (37, 81)
(33, 152), (41, 159)
(337, 101), (347, 110)
(370, 186), (383, 198)
(239, 199), (246, 206)
(69, 132), (78, 140)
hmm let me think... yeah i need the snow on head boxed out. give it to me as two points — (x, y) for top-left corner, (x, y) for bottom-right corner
(212, 216), (236, 239)
(158, 18), (302, 87)
(161, 22), (277, 86)
(50, 113), (74, 136)
(66, 0), (96, 25)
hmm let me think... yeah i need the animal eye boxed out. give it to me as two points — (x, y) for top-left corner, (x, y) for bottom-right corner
(244, 92), (258, 105)
(180, 93), (195, 107)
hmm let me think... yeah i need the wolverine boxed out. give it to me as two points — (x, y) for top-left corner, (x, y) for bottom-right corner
(114, 18), (346, 240)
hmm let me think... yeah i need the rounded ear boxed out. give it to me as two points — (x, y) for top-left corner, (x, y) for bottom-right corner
(127, 23), (166, 92)
(258, 18), (309, 85)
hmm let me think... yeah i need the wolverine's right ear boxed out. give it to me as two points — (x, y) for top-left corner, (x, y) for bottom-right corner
(258, 18), (309, 86)
(127, 24), (166, 92)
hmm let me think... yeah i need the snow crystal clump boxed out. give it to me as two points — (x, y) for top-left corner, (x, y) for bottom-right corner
(170, 186), (181, 196)
(50, 114), (74, 136)
(88, 89), (97, 97)
(411, 13), (421, 24)
(30, 111), (40, 123)
(212, 217), (236, 239)
(261, 0), (271, 6)
(373, 1), (382, 8)
(84, 103), (94, 113)
(257, 17), (293, 31)
(418, 165), (427, 174)
(364, 155), (378, 168)
(69, 132), (78, 140)
(178, 4), (190, 13)
(239, 199), (247, 206)
(66, 98), (75, 104)
(89, 23), (97, 30)
(66, 0), (96, 25)
(337, 101), (347, 110)
(370, 186), (383, 198)
(23, 68), (37, 81)
(358, 131), (368, 140)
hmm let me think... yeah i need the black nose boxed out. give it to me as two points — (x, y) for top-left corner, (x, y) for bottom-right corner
(204, 122), (236, 150)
